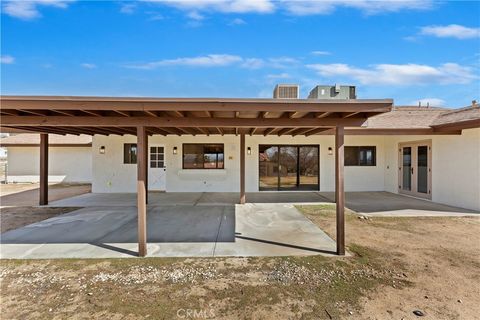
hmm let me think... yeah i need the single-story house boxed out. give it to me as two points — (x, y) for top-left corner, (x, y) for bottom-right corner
(0, 134), (92, 183)
(1, 85), (479, 256)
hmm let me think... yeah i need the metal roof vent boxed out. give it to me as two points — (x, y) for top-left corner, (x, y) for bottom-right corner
(273, 84), (299, 99)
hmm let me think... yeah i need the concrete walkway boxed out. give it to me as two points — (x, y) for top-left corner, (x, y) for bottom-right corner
(319, 192), (479, 217)
(0, 203), (337, 259)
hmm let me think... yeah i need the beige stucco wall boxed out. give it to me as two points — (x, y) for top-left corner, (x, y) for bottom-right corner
(92, 134), (388, 193)
(6, 146), (92, 183)
(383, 128), (480, 211)
(92, 131), (480, 210)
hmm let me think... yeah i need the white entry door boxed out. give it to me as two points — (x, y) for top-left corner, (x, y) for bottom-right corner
(149, 145), (166, 191)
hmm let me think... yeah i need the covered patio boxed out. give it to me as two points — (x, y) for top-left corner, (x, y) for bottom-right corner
(0, 95), (394, 256)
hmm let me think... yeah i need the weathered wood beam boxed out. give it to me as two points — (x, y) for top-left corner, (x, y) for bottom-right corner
(335, 126), (345, 256)
(1, 116), (367, 128)
(249, 127), (258, 136)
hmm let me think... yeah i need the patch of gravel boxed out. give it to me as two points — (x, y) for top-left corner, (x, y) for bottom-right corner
(265, 260), (380, 286)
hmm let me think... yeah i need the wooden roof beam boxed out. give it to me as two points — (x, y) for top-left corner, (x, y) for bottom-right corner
(113, 110), (131, 117)
(342, 111), (361, 118)
(0, 116), (368, 128)
(263, 128), (276, 136)
(81, 110), (103, 117)
(19, 109), (49, 116)
(291, 127), (316, 136)
(143, 110), (158, 117)
(277, 128), (297, 136)
(315, 112), (332, 118)
(249, 127), (258, 136)
(51, 109), (77, 116)
(305, 128), (332, 136)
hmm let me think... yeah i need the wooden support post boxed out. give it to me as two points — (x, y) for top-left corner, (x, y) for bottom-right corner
(137, 126), (147, 257)
(39, 133), (48, 205)
(335, 126), (345, 255)
(144, 131), (148, 205)
(240, 133), (246, 204)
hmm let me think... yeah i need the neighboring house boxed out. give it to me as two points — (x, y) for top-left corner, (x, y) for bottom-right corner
(0, 86), (479, 211)
(0, 134), (92, 183)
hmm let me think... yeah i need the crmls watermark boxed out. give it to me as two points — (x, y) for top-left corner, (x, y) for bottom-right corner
(176, 308), (216, 319)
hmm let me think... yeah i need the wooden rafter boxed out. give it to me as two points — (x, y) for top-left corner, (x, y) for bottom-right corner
(19, 109), (49, 116)
(50, 109), (77, 116)
(305, 128), (332, 136)
(81, 110), (103, 117)
(113, 110), (130, 117)
(249, 127), (258, 136)
(277, 128), (297, 136)
(263, 128), (276, 136)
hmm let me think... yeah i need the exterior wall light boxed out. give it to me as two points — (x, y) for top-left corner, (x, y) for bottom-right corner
(99, 146), (106, 154)
(247, 147), (252, 155)
(328, 147), (333, 155)
(173, 146), (178, 155)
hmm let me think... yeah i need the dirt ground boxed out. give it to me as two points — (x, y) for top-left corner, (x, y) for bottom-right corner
(0, 183), (91, 207)
(0, 206), (82, 233)
(1, 204), (478, 319)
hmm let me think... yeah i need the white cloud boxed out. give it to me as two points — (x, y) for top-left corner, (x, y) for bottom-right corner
(311, 50), (331, 56)
(266, 73), (291, 79)
(281, 0), (434, 16)
(2, 0), (73, 20)
(187, 11), (204, 20)
(229, 17), (246, 25)
(81, 63), (97, 69)
(420, 24), (480, 39)
(307, 62), (477, 85)
(126, 54), (243, 69)
(241, 58), (264, 69)
(410, 98), (446, 107)
(125, 54), (302, 70)
(120, 3), (136, 14)
(268, 57), (299, 68)
(145, 0), (275, 14)
(1, 55), (15, 64)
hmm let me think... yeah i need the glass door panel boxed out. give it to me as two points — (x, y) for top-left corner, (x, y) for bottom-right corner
(259, 145), (279, 191)
(417, 146), (428, 194)
(279, 146), (298, 190)
(298, 146), (319, 190)
(402, 147), (412, 191)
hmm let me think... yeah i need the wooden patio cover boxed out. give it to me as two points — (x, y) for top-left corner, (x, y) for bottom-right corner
(0, 95), (393, 257)
(0, 96), (392, 136)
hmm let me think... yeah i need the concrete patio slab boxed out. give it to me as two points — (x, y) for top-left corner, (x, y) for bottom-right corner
(48, 191), (330, 207)
(0, 203), (337, 259)
(319, 192), (479, 216)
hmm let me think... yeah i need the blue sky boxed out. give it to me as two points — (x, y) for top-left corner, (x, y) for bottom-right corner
(1, 0), (479, 108)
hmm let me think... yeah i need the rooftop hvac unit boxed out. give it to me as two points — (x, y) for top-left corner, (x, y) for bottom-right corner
(308, 85), (356, 100)
(273, 84), (299, 99)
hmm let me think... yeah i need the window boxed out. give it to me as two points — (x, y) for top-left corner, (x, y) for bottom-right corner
(345, 146), (376, 166)
(124, 143), (137, 164)
(183, 144), (224, 169)
(150, 146), (164, 168)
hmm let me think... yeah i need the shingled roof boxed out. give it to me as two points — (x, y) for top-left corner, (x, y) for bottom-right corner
(364, 105), (480, 129)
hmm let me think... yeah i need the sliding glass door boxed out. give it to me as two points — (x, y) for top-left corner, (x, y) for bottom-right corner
(259, 145), (319, 191)
(398, 141), (432, 199)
